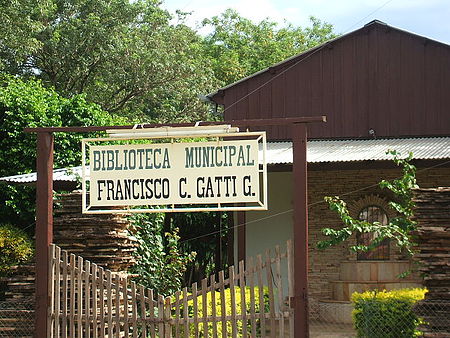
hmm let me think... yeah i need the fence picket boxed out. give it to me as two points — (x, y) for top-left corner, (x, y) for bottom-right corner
(77, 255), (84, 338)
(158, 294), (165, 336)
(114, 274), (121, 338)
(61, 250), (68, 338)
(239, 260), (248, 337)
(147, 289), (156, 338)
(210, 274), (218, 338)
(201, 278), (208, 338)
(218, 270), (226, 338)
(182, 287), (189, 337)
(265, 250), (276, 338)
(98, 266), (105, 337)
(192, 282), (199, 337)
(106, 270), (113, 338)
(69, 254), (76, 338)
(247, 257), (257, 337)
(123, 276), (129, 337)
(174, 290), (181, 338)
(164, 297), (172, 338)
(85, 260), (91, 338)
(256, 254), (266, 336)
(229, 266), (237, 338)
(48, 245), (55, 338)
(92, 263), (98, 338)
(131, 281), (138, 338)
(139, 285), (147, 338)
(275, 245), (285, 337)
(54, 246), (61, 337)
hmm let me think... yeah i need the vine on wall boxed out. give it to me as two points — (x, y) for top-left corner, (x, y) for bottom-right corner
(317, 151), (418, 256)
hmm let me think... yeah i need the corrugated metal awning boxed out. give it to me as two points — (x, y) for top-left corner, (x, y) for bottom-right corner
(0, 137), (448, 183)
(266, 137), (450, 164)
(0, 167), (84, 184)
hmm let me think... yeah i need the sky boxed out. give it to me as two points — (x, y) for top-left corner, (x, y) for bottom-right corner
(161, 0), (450, 45)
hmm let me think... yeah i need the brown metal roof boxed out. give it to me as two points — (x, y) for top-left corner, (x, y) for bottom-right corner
(209, 20), (450, 141)
(209, 20), (450, 102)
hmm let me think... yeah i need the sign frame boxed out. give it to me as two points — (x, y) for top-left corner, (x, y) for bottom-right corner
(81, 130), (267, 214)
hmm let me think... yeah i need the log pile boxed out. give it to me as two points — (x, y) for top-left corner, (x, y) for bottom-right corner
(412, 187), (450, 337)
(53, 191), (138, 272)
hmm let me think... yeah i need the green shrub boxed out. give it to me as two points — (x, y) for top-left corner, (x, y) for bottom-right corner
(0, 224), (34, 276)
(352, 288), (426, 338)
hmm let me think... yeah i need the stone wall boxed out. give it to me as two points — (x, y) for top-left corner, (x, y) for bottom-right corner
(307, 166), (450, 303)
(413, 187), (450, 337)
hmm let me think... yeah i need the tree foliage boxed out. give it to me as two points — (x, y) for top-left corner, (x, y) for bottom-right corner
(202, 10), (338, 85)
(317, 151), (418, 255)
(129, 212), (196, 296)
(1, 0), (218, 122)
(0, 0), (49, 72)
(0, 3), (338, 121)
(0, 75), (125, 228)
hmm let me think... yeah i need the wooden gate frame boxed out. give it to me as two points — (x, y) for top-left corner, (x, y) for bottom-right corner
(25, 116), (325, 337)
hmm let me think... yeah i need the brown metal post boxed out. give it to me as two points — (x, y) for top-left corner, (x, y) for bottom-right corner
(35, 132), (54, 337)
(292, 123), (309, 337)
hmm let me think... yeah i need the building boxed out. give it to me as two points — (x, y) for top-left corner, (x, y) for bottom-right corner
(206, 20), (450, 319)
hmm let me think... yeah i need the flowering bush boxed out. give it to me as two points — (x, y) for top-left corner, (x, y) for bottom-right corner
(176, 286), (269, 336)
(0, 224), (34, 276)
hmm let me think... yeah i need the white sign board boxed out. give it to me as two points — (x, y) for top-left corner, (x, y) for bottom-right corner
(82, 132), (267, 213)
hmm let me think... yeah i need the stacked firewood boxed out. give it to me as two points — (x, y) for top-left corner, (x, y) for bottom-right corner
(412, 187), (450, 337)
(53, 191), (138, 272)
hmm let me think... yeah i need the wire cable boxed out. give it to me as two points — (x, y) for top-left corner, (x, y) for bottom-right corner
(180, 158), (450, 244)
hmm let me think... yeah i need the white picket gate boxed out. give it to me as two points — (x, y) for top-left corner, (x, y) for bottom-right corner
(48, 241), (294, 337)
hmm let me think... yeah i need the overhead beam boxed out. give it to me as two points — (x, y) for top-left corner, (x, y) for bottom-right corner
(24, 116), (326, 133)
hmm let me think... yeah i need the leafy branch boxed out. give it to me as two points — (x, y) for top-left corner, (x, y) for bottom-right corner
(129, 211), (196, 296)
(317, 150), (418, 255)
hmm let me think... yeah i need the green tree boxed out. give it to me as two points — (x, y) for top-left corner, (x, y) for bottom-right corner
(317, 151), (418, 255)
(0, 0), (218, 122)
(0, 75), (126, 229)
(201, 10), (338, 85)
(0, 0), (49, 72)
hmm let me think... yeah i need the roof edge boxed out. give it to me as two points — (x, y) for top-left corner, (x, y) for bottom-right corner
(207, 19), (450, 103)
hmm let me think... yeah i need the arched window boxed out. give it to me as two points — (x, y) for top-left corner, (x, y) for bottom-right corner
(356, 205), (390, 260)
